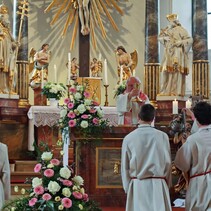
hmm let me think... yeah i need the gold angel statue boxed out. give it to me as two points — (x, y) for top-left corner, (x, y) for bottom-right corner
(45, 0), (126, 49)
(115, 46), (138, 82)
(90, 58), (102, 77)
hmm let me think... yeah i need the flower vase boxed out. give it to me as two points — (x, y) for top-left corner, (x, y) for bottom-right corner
(49, 98), (58, 107)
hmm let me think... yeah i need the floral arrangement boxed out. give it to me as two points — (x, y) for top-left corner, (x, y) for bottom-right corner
(42, 82), (67, 100)
(113, 80), (127, 98)
(3, 143), (101, 211)
(59, 82), (108, 137)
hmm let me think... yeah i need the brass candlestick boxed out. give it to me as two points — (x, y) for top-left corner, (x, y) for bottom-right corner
(66, 84), (71, 98)
(104, 85), (109, 106)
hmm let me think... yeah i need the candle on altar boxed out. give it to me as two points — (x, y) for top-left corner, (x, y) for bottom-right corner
(120, 66), (123, 84)
(133, 69), (136, 77)
(68, 52), (71, 83)
(54, 64), (57, 83)
(104, 59), (108, 85)
(41, 67), (44, 89)
(172, 99), (178, 114)
(186, 99), (191, 109)
(98, 53), (102, 61)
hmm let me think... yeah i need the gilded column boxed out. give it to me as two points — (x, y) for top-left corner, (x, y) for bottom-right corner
(144, 0), (160, 103)
(15, 0), (29, 107)
(192, 0), (209, 98)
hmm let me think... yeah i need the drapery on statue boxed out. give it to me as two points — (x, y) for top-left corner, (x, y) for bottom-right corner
(0, 3), (18, 94)
(29, 44), (50, 89)
(90, 58), (102, 77)
(115, 46), (138, 82)
(158, 14), (193, 96)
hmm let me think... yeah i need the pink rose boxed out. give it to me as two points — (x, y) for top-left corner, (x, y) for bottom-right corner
(42, 193), (52, 201)
(62, 198), (72, 208)
(50, 159), (60, 166)
(92, 101), (99, 106)
(83, 193), (89, 202)
(69, 120), (76, 127)
(34, 163), (42, 173)
(44, 169), (54, 178)
(64, 98), (70, 104)
(67, 112), (76, 119)
(68, 102), (74, 109)
(84, 91), (90, 98)
(89, 109), (96, 114)
(73, 191), (83, 199)
(81, 114), (89, 119)
(92, 118), (99, 125)
(62, 180), (73, 187)
(29, 198), (37, 206)
(69, 87), (76, 93)
(34, 185), (44, 195)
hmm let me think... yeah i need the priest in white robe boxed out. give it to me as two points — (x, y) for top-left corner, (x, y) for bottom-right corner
(117, 77), (150, 125)
(175, 102), (211, 211)
(121, 104), (172, 211)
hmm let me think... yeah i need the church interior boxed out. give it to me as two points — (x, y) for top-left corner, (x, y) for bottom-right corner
(0, 0), (211, 210)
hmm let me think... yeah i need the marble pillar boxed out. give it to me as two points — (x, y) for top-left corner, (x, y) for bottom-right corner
(192, 0), (210, 98)
(144, 0), (160, 103)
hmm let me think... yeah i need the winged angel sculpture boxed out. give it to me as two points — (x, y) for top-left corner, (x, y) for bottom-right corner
(44, 0), (127, 50)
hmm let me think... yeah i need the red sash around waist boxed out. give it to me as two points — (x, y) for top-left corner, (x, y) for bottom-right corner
(189, 170), (211, 180)
(131, 176), (167, 183)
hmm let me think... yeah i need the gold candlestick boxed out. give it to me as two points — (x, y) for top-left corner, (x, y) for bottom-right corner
(104, 85), (109, 106)
(66, 84), (71, 98)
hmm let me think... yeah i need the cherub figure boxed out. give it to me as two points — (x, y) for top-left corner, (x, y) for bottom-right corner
(66, 57), (79, 80)
(90, 58), (102, 77)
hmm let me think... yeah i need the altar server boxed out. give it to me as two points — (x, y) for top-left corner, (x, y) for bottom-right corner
(121, 104), (172, 211)
(175, 101), (211, 211)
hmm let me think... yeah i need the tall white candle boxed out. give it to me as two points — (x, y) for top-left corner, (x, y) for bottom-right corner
(104, 59), (108, 85)
(41, 67), (44, 89)
(185, 99), (191, 109)
(54, 64), (57, 83)
(67, 53), (71, 83)
(120, 66), (123, 84)
(68, 52), (71, 62)
(172, 99), (178, 114)
(98, 53), (102, 61)
(133, 69), (136, 77)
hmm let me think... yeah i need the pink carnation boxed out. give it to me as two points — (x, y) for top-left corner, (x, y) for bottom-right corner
(89, 108), (96, 114)
(81, 114), (89, 119)
(83, 193), (89, 202)
(69, 120), (76, 127)
(93, 101), (99, 106)
(69, 87), (76, 93)
(84, 91), (90, 98)
(92, 118), (99, 125)
(62, 180), (73, 187)
(50, 159), (60, 166)
(34, 163), (42, 173)
(62, 198), (72, 208)
(64, 98), (70, 104)
(44, 169), (54, 177)
(29, 198), (37, 206)
(34, 185), (44, 195)
(67, 112), (76, 119)
(42, 193), (52, 201)
(73, 191), (83, 199)
(68, 102), (74, 109)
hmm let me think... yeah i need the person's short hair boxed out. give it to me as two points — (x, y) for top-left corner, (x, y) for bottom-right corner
(138, 104), (155, 122)
(41, 43), (49, 49)
(193, 101), (211, 125)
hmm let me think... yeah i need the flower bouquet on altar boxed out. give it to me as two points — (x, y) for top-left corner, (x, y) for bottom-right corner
(59, 82), (108, 137)
(42, 82), (67, 100)
(113, 80), (127, 98)
(3, 144), (101, 211)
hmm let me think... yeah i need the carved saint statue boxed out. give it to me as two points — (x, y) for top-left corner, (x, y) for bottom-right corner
(29, 44), (50, 89)
(0, 3), (18, 94)
(66, 57), (79, 80)
(90, 58), (102, 77)
(115, 46), (138, 82)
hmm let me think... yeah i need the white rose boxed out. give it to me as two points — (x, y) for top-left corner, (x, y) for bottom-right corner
(32, 177), (42, 188)
(72, 175), (84, 186)
(77, 104), (86, 114)
(78, 204), (83, 210)
(80, 187), (85, 194)
(41, 152), (53, 161)
(84, 99), (91, 106)
(47, 164), (54, 168)
(62, 187), (71, 197)
(48, 181), (61, 194)
(76, 85), (84, 91)
(80, 120), (88, 128)
(60, 109), (67, 118)
(75, 92), (82, 100)
(59, 167), (71, 179)
(96, 108), (104, 117)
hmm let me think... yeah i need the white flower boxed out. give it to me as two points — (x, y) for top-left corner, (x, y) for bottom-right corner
(80, 187), (85, 194)
(78, 204), (83, 210)
(59, 167), (71, 179)
(72, 175), (84, 186)
(58, 205), (64, 210)
(47, 163), (54, 168)
(48, 181), (61, 194)
(62, 187), (71, 197)
(41, 152), (53, 161)
(76, 85), (84, 91)
(80, 120), (88, 128)
(96, 107), (104, 117)
(84, 99), (91, 106)
(75, 92), (82, 100)
(60, 109), (67, 118)
(77, 104), (86, 114)
(32, 177), (42, 188)
(11, 207), (16, 211)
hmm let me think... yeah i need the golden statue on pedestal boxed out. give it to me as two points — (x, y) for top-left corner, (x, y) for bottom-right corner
(90, 58), (102, 77)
